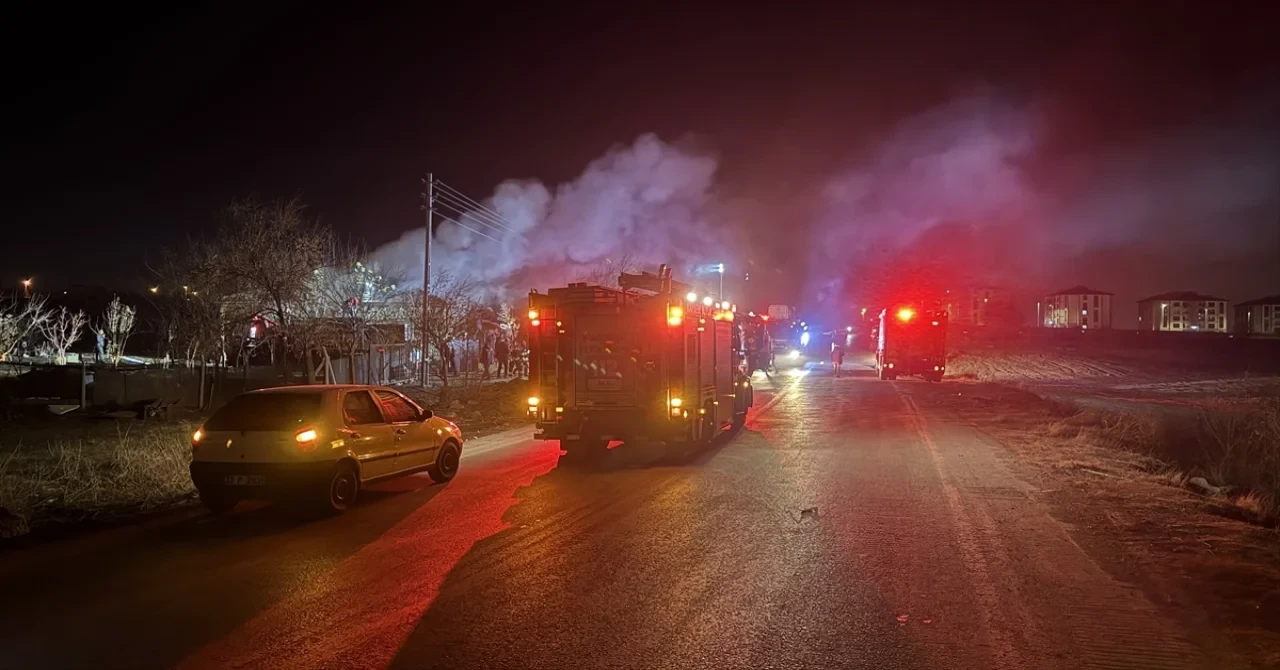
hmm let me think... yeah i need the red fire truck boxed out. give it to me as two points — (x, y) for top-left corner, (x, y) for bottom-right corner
(876, 305), (948, 381)
(526, 265), (754, 454)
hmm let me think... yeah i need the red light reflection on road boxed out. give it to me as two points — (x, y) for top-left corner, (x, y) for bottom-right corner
(178, 445), (559, 670)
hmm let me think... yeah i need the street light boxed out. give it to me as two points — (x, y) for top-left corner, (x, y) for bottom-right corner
(716, 263), (725, 299)
(21, 278), (31, 298)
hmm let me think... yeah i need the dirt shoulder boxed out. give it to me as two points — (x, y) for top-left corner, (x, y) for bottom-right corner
(916, 381), (1280, 665)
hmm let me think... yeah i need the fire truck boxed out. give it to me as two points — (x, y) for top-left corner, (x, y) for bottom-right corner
(526, 265), (754, 454)
(876, 305), (948, 381)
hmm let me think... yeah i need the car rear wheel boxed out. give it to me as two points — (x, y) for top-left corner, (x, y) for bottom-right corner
(428, 441), (461, 483)
(320, 462), (359, 513)
(199, 489), (237, 514)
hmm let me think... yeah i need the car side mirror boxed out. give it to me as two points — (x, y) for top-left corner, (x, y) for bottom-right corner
(419, 409), (433, 421)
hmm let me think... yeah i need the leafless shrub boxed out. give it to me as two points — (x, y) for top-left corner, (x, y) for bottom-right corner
(93, 295), (136, 367)
(37, 307), (87, 365)
(0, 294), (50, 361)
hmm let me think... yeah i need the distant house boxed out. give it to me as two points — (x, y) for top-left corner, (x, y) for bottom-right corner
(1136, 291), (1228, 332)
(1041, 286), (1112, 329)
(1234, 295), (1280, 336)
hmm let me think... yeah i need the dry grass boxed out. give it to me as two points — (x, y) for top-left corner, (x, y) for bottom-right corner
(1190, 400), (1280, 526)
(0, 422), (196, 539)
(972, 388), (1280, 529)
(399, 378), (533, 438)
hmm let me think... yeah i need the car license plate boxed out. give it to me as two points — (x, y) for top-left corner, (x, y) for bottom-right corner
(224, 475), (265, 486)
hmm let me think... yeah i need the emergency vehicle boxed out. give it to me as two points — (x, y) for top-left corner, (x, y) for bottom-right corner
(876, 305), (948, 381)
(527, 265), (754, 454)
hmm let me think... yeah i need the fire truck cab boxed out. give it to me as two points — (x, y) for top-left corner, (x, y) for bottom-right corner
(527, 265), (753, 454)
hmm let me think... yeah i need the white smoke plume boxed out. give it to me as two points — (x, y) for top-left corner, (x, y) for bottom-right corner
(806, 93), (1042, 309)
(372, 134), (736, 296)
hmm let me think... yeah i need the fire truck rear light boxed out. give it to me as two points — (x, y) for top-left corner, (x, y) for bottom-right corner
(531, 319), (541, 326)
(528, 309), (539, 320)
(528, 396), (540, 406)
(702, 296), (713, 306)
(888, 363), (895, 369)
(669, 397), (683, 407)
(555, 406), (564, 413)
(699, 408), (707, 415)
(668, 305), (683, 326)
(671, 407), (682, 417)
(686, 291), (697, 302)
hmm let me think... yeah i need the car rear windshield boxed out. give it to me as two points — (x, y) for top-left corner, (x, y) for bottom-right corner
(205, 393), (323, 431)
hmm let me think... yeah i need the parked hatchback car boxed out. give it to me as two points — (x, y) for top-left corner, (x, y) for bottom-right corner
(190, 385), (462, 513)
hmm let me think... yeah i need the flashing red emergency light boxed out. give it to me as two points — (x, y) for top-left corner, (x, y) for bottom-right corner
(897, 308), (915, 322)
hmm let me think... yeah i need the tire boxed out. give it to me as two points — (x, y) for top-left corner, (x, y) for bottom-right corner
(701, 403), (717, 444)
(199, 489), (237, 514)
(427, 441), (461, 483)
(319, 462), (360, 514)
(878, 365), (889, 381)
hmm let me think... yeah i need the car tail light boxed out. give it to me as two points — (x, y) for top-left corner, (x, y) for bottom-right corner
(191, 427), (204, 451)
(295, 428), (318, 452)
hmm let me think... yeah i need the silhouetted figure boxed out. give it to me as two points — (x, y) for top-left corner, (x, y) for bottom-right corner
(495, 337), (510, 378)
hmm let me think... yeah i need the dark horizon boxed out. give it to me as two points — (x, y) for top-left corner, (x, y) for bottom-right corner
(3, 2), (1278, 325)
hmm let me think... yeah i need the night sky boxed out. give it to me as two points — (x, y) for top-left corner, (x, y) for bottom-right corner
(3, 2), (1277, 322)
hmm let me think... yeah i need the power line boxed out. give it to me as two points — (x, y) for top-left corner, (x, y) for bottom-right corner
(433, 212), (503, 244)
(433, 179), (520, 233)
(432, 191), (518, 237)
(432, 192), (517, 237)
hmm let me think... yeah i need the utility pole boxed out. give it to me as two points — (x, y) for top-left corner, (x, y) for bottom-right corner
(420, 173), (434, 388)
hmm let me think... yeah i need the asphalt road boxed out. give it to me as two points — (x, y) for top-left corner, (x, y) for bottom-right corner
(0, 359), (1215, 669)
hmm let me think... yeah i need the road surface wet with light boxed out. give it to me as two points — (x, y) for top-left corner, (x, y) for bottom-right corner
(0, 358), (1217, 669)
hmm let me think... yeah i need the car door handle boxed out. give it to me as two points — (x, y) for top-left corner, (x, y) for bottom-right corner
(394, 428), (407, 435)
(339, 429), (362, 439)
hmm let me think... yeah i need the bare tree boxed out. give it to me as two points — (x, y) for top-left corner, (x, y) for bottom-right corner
(154, 249), (245, 367)
(572, 254), (643, 288)
(93, 295), (136, 367)
(39, 307), (87, 365)
(0, 295), (50, 361)
(203, 197), (332, 374)
(410, 270), (478, 403)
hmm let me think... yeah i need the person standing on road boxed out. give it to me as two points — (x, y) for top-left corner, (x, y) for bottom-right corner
(495, 337), (510, 378)
(831, 342), (844, 376)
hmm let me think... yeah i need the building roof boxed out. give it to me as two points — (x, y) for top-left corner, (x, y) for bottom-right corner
(1136, 291), (1227, 303)
(1046, 285), (1112, 297)
(1237, 295), (1280, 307)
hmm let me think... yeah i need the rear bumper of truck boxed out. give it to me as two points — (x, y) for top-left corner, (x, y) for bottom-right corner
(534, 407), (688, 443)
